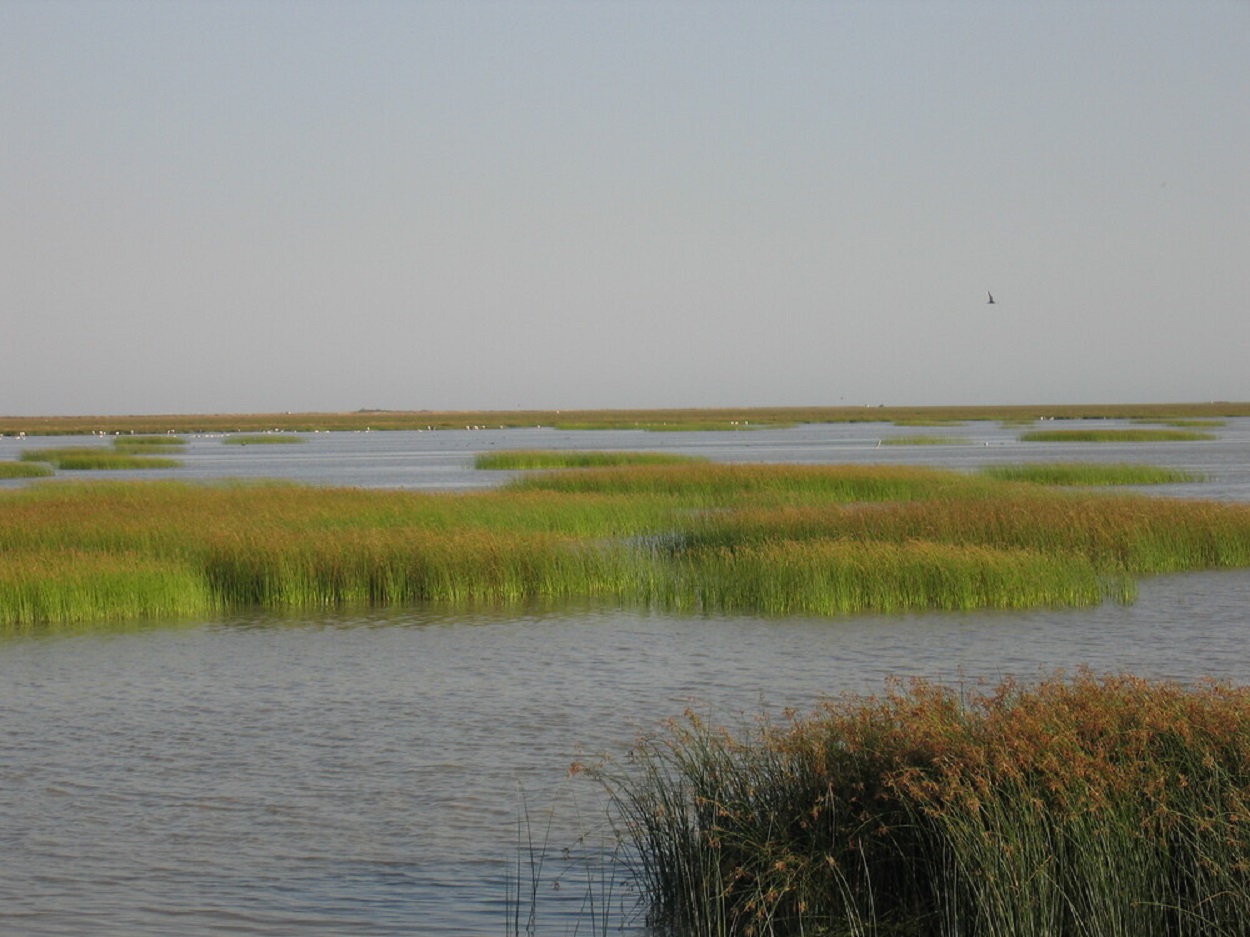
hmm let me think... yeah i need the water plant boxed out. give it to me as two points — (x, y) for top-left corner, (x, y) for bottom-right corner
(6, 463), (1250, 628)
(594, 672), (1250, 936)
(0, 461), (54, 478)
(1020, 428), (1217, 443)
(979, 462), (1201, 486)
(18, 447), (182, 470)
(475, 450), (706, 470)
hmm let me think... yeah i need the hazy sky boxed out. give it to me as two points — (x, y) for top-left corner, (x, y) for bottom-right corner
(3, 2), (1247, 416)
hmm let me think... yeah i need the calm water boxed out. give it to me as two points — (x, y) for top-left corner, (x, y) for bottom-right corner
(3, 420), (1250, 934)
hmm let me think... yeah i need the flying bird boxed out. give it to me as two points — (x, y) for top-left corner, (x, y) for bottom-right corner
(986, 291), (996, 304)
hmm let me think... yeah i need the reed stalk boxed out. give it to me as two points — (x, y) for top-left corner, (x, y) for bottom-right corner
(595, 673), (1250, 936)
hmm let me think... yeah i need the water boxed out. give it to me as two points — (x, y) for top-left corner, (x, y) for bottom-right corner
(4, 419), (1250, 934)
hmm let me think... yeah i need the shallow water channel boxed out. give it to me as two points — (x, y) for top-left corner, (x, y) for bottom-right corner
(3, 420), (1250, 934)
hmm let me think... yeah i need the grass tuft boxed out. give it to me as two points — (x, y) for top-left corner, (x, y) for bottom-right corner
(4, 463), (1250, 627)
(18, 447), (182, 470)
(595, 672), (1250, 936)
(1020, 428), (1217, 443)
(0, 461), (54, 479)
(979, 462), (1201, 486)
(475, 450), (706, 470)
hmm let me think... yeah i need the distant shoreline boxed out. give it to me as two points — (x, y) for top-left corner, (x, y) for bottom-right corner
(2, 402), (1248, 437)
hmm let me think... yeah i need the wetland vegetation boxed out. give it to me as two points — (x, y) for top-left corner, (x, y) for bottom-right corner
(474, 450), (706, 470)
(978, 462), (1201, 486)
(17, 446), (182, 470)
(1019, 428), (1217, 443)
(0, 461), (53, 479)
(598, 671), (1250, 936)
(2, 402), (1248, 437)
(222, 433), (307, 445)
(4, 461), (1250, 629)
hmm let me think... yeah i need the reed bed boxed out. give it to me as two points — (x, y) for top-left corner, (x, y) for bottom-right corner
(1019, 428), (1217, 443)
(6, 463), (1250, 627)
(474, 450), (706, 470)
(18, 447), (182, 470)
(596, 672), (1250, 936)
(978, 462), (1201, 486)
(0, 461), (54, 478)
(506, 463), (986, 506)
(113, 435), (188, 446)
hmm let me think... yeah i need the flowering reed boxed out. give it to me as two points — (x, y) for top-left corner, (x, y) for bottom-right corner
(598, 673), (1250, 936)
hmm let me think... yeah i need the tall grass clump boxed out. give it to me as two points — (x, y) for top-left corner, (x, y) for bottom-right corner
(7, 465), (1250, 627)
(18, 447), (182, 470)
(0, 461), (54, 478)
(112, 435), (188, 454)
(475, 450), (706, 470)
(979, 462), (1201, 486)
(596, 672), (1250, 937)
(506, 463), (986, 506)
(1020, 428), (1217, 443)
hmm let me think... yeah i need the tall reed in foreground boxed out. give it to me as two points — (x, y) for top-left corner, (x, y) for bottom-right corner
(594, 673), (1250, 937)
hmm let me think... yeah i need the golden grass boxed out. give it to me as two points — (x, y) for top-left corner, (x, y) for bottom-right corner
(4, 462), (1250, 627)
(599, 671), (1250, 935)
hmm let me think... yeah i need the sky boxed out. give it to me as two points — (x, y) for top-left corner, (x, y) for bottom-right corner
(2, 1), (1248, 416)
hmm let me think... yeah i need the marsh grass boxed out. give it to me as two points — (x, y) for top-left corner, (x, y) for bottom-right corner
(596, 672), (1250, 936)
(5, 463), (1250, 626)
(475, 450), (706, 470)
(222, 433), (306, 445)
(0, 461), (54, 478)
(5, 403), (1247, 437)
(1134, 418), (1227, 428)
(18, 447), (182, 470)
(1020, 428), (1217, 443)
(113, 435), (188, 446)
(979, 462), (1201, 486)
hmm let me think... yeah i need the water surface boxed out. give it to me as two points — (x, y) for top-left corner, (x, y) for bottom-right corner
(4, 421), (1250, 934)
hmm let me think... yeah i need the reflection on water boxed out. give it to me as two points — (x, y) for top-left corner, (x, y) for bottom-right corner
(4, 422), (1250, 933)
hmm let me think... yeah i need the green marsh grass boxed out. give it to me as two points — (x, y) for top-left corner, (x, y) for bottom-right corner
(979, 462), (1201, 486)
(18, 447), (182, 470)
(474, 450), (706, 470)
(1135, 418), (1227, 428)
(6, 463), (1250, 627)
(1020, 428), (1217, 443)
(595, 672), (1250, 936)
(0, 461), (54, 478)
